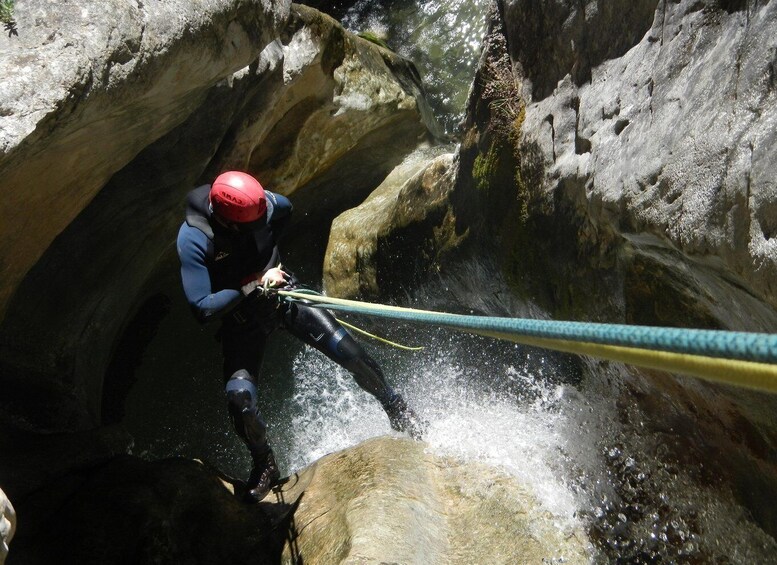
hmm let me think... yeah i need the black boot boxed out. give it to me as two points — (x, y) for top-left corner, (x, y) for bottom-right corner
(383, 395), (426, 440)
(245, 445), (280, 503)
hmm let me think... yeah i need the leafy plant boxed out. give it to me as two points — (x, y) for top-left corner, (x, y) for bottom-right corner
(1, 0), (17, 36)
(480, 51), (525, 142)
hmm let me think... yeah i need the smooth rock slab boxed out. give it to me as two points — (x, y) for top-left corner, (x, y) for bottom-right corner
(274, 436), (590, 564)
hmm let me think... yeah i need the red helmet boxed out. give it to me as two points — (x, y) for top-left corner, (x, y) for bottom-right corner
(209, 171), (267, 223)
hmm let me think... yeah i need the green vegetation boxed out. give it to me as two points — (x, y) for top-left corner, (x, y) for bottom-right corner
(478, 50), (535, 224)
(358, 31), (390, 51)
(481, 52), (525, 143)
(472, 145), (499, 193)
(0, 0), (13, 22)
(1, 0), (16, 35)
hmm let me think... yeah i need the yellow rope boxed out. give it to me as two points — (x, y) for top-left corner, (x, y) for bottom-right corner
(472, 330), (777, 394)
(280, 289), (441, 316)
(336, 318), (424, 351)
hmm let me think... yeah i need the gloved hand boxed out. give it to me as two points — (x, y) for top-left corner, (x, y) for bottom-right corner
(260, 267), (288, 288)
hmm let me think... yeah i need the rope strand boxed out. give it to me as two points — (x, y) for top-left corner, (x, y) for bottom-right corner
(278, 289), (777, 393)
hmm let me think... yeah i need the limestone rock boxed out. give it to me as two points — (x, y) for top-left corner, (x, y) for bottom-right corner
(0, 0), (291, 321)
(324, 148), (461, 298)
(510, 0), (777, 316)
(0, 488), (14, 565)
(217, 4), (440, 224)
(456, 0), (777, 328)
(277, 436), (590, 564)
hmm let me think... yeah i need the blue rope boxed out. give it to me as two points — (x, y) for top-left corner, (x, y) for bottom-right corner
(282, 291), (777, 364)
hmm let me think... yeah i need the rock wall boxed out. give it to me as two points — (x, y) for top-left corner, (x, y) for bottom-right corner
(456, 0), (777, 330)
(450, 0), (777, 549)
(0, 0), (291, 322)
(0, 3), (436, 435)
(0, 0), (289, 434)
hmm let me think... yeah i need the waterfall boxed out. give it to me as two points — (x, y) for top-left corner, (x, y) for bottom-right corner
(277, 254), (777, 562)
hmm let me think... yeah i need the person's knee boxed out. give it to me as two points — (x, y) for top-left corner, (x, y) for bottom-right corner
(225, 369), (268, 446)
(330, 330), (363, 365)
(225, 369), (257, 411)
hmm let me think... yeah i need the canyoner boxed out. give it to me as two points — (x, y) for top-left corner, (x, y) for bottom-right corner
(176, 170), (425, 503)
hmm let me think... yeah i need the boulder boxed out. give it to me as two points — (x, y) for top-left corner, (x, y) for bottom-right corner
(324, 147), (462, 298)
(277, 436), (590, 564)
(0, 488), (14, 565)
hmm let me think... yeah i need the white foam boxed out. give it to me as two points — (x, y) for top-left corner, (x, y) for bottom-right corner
(280, 341), (585, 532)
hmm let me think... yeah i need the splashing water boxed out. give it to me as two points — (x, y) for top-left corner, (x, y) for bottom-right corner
(268, 258), (777, 562)
(273, 324), (587, 535)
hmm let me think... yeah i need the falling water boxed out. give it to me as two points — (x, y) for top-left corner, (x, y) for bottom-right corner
(338, 0), (491, 134)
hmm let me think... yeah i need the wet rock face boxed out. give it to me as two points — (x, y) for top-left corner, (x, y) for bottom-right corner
(459, 0), (777, 328)
(324, 149), (461, 299)
(454, 1), (777, 557)
(504, 0), (658, 100)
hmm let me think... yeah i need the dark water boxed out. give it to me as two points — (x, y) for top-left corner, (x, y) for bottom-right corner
(116, 1), (777, 562)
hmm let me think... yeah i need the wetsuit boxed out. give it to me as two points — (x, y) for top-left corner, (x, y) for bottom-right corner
(176, 185), (401, 458)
